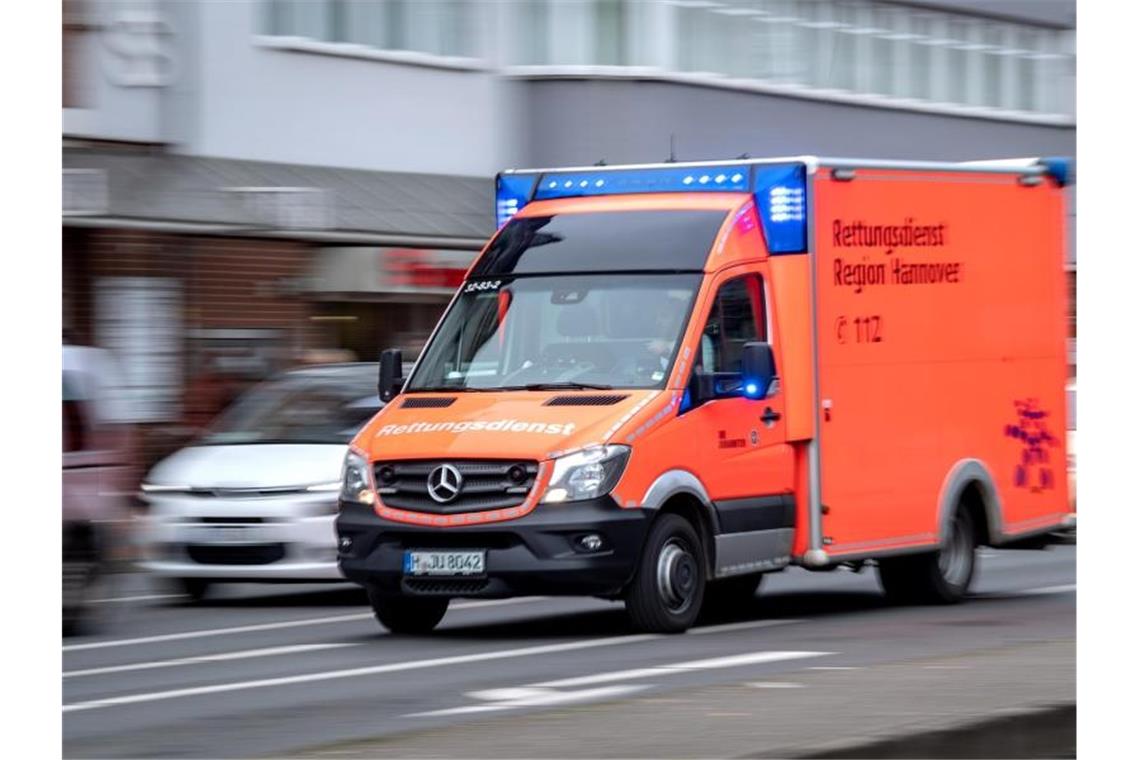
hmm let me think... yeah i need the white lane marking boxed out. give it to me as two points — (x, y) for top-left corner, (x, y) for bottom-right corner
(408, 650), (831, 718)
(62, 632), (661, 713)
(64, 643), (357, 679)
(91, 593), (183, 604)
(747, 681), (803, 688)
(62, 596), (550, 653)
(974, 583), (1077, 599)
(531, 650), (830, 689)
(453, 596), (552, 609)
(1014, 583), (1076, 596)
(410, 685), (648, 718)
(63, 613), (374, 653)
(690, 618), (806, 635)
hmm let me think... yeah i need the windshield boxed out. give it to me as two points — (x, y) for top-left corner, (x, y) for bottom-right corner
(407, 274), (701, 391)
(202, 370), (380, 445)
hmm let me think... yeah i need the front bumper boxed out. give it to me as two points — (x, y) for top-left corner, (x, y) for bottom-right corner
(336, 497), (650, 598)
(139, 505), (342, 581)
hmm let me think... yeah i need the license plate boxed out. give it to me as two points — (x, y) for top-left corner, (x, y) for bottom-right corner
(403, 550), (486, 576)
(196, 526), (264, 544)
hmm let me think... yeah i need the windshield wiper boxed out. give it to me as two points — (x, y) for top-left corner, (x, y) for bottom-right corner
(404, 386), (497, 393)
(504, 382), (615, 391)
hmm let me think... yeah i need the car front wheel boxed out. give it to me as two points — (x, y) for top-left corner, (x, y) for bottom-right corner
(367, 589), (449, 634)
(625, 513), (707, 633)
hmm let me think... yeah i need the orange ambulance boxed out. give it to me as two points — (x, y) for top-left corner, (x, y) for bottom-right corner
(336, 156), (1072, 633)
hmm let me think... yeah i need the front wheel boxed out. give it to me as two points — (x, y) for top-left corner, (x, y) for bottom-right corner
(624, 513), (706, 633)
(173, 577), (212, 602)
(367, 589), (449, 634)
(878, 507), (977, 604)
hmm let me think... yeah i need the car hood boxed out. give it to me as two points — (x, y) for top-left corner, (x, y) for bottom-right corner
(355, 390), (662, 461)
(145, 443), (346, 490)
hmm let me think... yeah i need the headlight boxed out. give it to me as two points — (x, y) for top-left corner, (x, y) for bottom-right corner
(340, 450), (375, 505)
(541, 445), (630, 504)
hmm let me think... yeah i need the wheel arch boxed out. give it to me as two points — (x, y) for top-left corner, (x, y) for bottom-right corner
(641, 470), (719, 575)
(937, 459), (1004, 547)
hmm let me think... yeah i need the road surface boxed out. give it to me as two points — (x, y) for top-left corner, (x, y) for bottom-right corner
(63, 544), (1075, 758)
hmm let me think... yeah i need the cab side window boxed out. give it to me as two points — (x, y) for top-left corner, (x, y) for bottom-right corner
(699, 275), (766, 373)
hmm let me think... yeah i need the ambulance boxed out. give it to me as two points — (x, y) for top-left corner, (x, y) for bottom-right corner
(336, 156), (1072, 634)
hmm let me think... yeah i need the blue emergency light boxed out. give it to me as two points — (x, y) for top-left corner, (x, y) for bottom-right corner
(494, 161), (809, 254)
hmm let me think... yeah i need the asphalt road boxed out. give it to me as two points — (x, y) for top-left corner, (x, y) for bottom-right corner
(62, 544), (1075, 759)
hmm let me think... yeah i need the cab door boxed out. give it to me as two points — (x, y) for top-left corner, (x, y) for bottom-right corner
(652, 267), (795, 575)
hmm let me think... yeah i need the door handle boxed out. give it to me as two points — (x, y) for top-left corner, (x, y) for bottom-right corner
(761, 408), (782, 425)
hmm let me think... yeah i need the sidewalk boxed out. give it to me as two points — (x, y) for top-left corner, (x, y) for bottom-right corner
(293, 639), (1074, 759)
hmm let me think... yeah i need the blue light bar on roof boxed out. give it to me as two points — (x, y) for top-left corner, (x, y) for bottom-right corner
(533, 166), (750, 200)
(493, 161), (810, 255)
(495, 174), (537, 229)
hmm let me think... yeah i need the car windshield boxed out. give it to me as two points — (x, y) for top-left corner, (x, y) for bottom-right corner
(202, 369), (380, 445)
(406, 274), (701, 391)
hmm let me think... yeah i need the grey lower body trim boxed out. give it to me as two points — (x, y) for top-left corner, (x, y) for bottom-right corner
(714, 528), (793, 578)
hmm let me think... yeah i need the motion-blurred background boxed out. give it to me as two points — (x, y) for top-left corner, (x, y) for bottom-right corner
(61, 0), (1076, 474)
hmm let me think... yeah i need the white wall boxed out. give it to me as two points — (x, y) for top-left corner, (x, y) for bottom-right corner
(63, 0), (173, 144)
(187, 0), (513, 176)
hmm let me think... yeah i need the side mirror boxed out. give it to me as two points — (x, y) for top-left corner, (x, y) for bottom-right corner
(378, 348), (404, 403)
(682, 342), (778, 414)
(740, 341), (776, 399)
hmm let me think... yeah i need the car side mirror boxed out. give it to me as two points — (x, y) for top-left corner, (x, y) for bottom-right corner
(740, 341), (777, 400)
(378, 348), (404, 403)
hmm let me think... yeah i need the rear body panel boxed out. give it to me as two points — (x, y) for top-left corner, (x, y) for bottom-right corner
(810, 166), (1070, 556)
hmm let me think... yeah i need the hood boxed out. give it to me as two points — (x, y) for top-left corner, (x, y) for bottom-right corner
(356, 390), (661, 461)
(145, 443), (346, 490)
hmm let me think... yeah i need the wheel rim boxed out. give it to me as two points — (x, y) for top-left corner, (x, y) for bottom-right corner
(656, 538), (698, 614)
(939, 514), (973, 588)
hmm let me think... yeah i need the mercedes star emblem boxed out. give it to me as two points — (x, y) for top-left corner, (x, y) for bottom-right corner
(427, 463), (463, 503)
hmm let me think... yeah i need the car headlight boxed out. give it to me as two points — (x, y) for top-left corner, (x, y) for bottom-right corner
(340, 450), (375, 505)
(541, 445), (630, 504)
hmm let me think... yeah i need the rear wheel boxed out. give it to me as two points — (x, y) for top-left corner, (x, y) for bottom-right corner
(625, 513), (706, 633)
(367, 589), (449, 634)
(878, 507), (977, 604)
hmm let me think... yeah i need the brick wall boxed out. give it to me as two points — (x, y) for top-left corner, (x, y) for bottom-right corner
(63, 228), (321, 469)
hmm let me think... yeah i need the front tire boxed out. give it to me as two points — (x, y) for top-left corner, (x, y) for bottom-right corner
(173, 577), (212, 602)
(367, 589), (449, 634)
(624, 513), (706, 633)
(878, 507), (977, 604)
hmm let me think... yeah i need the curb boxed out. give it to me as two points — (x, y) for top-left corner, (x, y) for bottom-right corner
(792, 703), (1075, 759)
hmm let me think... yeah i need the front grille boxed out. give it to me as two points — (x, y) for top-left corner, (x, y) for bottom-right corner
(375, 459), (538, 514)
(404, 578), (489, 595)
(185, 543), (286, 565)
(544, 394), (629, 406)
(197, 517), (267, 524)
(181, 487), (305, 498)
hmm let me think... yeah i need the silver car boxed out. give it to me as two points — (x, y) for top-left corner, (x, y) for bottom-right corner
(138, 363), (382, 599)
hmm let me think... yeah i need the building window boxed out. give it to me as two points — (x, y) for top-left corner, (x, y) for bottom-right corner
(257, 0), (1073, 120)
(594, 0), (626, 66)
(260, 0), (475, 59)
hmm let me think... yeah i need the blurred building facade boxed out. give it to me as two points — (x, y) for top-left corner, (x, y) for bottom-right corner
(62, 0), (1076, 460)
